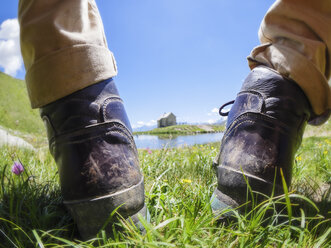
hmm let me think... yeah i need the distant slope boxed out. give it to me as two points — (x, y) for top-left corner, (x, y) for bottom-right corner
(0, 71), (45, 135)
(134, 124), (225, 135)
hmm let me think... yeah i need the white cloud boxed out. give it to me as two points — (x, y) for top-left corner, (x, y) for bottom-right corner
(207, 107), (219, 116)
(211, 107), (219, 113)
(207, 119), (217, 124)
(0, 18), (23, 77)
(204, 107), (227, 124)
(132, 119), (156, 129)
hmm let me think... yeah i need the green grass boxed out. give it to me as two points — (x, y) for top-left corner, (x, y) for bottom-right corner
(134, 124), (225, 135)
(0, 72), (47, 148)
(0, 122), (330, 247)
(0, 72), (45, 136)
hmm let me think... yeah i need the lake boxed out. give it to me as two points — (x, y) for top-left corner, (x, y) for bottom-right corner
(133, 132), (224, 149)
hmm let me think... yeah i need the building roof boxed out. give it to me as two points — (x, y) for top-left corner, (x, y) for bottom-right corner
(158, 112), (175, 120)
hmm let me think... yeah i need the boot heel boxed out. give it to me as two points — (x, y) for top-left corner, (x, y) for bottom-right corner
(64, 177), (146, 239)
(210, 188), (238, 219)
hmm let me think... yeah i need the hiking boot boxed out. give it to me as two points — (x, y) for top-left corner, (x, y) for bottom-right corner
(211, 66), (313, 216)
(40, 78), (148, 239)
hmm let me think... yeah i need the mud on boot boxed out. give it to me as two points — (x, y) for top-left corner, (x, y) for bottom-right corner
(211, 66), (314, 218)
(41, 78), (149, 239)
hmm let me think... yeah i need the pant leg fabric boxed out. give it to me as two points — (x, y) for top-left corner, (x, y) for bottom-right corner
(248, 0), (331, 117)
(19, 0), (117, 108)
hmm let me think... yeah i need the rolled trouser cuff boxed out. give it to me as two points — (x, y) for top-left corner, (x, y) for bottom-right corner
(248, 43), (331, 117)
(25, 44), (117, 108)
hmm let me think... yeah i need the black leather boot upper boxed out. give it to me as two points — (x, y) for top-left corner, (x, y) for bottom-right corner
(40, 79), (142, 202)
(214, 66), (312, 206)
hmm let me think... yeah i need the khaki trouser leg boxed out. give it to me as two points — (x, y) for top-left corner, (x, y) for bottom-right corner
(248, 0), (331, 116)
(19, 0), (331, 115)
(18, 0), (117, 108)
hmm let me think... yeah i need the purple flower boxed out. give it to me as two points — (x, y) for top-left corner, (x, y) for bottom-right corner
(11, 161), (24, 175)
(146, 148), (152, 154)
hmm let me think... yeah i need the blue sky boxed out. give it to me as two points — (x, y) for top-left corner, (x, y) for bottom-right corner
(0, 0), (274, 129)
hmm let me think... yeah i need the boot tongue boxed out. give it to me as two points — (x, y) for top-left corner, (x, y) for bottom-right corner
(101, 96), (133, 132)
(226, 92), (263, 129)
(238, 66), (312, 123)
(40, 78), (128, 135)
(241, 66), (305, 99)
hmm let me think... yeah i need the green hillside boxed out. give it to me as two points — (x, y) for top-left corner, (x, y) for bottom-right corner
(0, 71), (45, 136)
(134, 124), (225, 135)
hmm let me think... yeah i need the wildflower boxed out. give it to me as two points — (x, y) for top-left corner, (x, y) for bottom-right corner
(181, 179), (192, 184)
(146, 148), (152, 154)
(296, 156), (302, 161)
(324, 150), (328, 155)
(11, 161), (24, 175)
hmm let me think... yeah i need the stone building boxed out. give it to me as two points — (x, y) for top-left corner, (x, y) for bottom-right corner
(157, 112), (176, 128)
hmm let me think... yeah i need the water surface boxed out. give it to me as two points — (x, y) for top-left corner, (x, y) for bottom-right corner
(134, 132), (223, 149)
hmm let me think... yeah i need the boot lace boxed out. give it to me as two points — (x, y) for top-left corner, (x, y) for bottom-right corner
(219, 100), (234, 116)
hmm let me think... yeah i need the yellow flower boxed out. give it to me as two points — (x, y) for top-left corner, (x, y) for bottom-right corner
(325, 139), (331, 145)
(181, 179), (192, 184)
(318, 143), (322, 147)
(323, 150), (328, 155)
(296, 156), (302, 161)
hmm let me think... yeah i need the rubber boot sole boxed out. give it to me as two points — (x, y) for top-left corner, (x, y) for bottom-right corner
(210, 188), (239, 220)
(64, 177), (148, 240)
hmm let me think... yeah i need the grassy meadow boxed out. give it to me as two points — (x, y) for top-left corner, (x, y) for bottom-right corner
(0, 72), (47, 147)
(0, 121), (330, 247)
(0, 72), (44, 136)
(134, 124), (225, 135)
